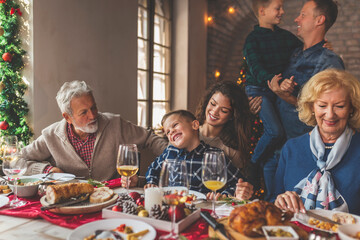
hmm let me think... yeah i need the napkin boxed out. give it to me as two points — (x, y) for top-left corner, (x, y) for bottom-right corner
(104, 178), (122, 189)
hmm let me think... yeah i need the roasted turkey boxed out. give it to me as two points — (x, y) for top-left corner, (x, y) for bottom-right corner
(228, 200), (293, 237)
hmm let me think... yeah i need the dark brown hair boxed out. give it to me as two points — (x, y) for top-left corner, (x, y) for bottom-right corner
(310, 0), (338, 32)
(195, 81), (252, 165)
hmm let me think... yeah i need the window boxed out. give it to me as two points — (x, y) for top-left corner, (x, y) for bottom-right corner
(137, 0), (172, 128)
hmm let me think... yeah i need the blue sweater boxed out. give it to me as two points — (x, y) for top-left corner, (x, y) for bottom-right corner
(273, 131), (360, 215)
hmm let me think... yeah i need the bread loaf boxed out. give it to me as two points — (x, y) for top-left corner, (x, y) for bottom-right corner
(46, 182), (94, 204)
(89, 187), (114, 203)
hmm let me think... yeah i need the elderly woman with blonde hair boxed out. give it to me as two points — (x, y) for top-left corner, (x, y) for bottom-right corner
(273, 69), (360, 215)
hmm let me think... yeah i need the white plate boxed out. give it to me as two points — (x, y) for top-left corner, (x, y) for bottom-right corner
(31, 173), (75, 183)
(189, 190), (206, 199)
(0, 195), (9, 208)
(67, 218), (156, 240)
(295, 209), (360, 233)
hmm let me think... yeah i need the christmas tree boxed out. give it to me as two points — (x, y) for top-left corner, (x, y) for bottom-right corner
(0, 0), (32, 144)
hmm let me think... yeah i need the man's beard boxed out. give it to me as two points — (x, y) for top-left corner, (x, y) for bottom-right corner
(73, 119), (98, 134)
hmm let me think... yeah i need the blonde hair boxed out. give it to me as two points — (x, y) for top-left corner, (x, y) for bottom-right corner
(298, 69), (360, 129)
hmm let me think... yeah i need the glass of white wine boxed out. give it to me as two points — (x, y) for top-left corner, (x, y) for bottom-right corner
(116, 144), (139, 192)
(202, 150), (227, 218)
(3, 143), (28, 207)
(159, 159), (189, 240)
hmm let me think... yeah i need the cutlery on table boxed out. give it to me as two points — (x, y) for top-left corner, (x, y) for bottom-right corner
(40, 193), (89, 211)
(41, 172), (53, 181)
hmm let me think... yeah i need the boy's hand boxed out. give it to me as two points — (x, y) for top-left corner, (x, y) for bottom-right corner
(206, 192), (226, 201)
(121, 175), (138, 188)
(248, 96), (262, 115)
(280, 76), (297, 93)
(323, 38), (333, 51)
(267, 74), (282, 94)
(144, 183), (158, 189)
(235, 178), (254, 200)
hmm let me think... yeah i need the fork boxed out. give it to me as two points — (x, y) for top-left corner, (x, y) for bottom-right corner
(41, 172), (53, 181)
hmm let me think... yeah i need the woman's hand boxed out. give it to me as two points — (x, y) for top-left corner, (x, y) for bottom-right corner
(144, 183), (158, 189)
(248, 96), (262, 114)
(206, 192), (226, 201)
(274, 191), (306, 213)
(121, 175), (138, 188)
(235, 178), (254, 200)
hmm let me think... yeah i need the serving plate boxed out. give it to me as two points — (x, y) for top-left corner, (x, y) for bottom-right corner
(189, 190), (206, 199)
(31, 173), (76, 183)
(40, 194), (118, 214)
(295, 209), (360, 233)
(67, 218), (156, 240)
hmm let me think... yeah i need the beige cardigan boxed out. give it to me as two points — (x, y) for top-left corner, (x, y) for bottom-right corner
(22, 112), (168, 181)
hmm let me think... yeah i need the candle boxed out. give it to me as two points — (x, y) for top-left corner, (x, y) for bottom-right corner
(145, 187), (163, 212)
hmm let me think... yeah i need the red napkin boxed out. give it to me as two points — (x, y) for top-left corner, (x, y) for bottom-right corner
(104, 178), (122, 189)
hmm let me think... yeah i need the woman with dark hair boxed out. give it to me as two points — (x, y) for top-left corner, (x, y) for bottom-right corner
(195, 81), (257, 171)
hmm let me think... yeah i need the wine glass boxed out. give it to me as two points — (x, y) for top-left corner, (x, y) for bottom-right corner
(159, 159), (189, 240)
(116, 144), (139, 192)
(2, 143), (28, 207)
(0, 135), (18, 161)
(202, 150), (227, 218)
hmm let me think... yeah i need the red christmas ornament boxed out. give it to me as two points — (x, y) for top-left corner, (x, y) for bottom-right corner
(136, 197), (144, 206)
(0, 121), (9, 130)
(10, 7), (22, 16)
(112, 205), (123, 212)
(0, 0), (6, 3)
(2, 52), (12, 62)
(128, 191), (141, 202)
(168, 205), (185, 222)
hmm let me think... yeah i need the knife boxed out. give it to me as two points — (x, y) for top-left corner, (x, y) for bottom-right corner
(200, 211), (231, 240)
(304, 211), (341, 225)
(40, 194), (89, 211)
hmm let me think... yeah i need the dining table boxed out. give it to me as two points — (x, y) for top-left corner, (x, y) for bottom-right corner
(0, 180), (214, 240)
(0, 178), (339, 240)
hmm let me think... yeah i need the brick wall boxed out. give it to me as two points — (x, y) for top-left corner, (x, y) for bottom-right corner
(207, 0), (360, 85)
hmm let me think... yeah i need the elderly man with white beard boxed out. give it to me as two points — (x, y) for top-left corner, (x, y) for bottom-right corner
(22, 80), (168, 181)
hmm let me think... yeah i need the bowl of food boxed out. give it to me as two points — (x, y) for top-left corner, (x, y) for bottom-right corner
(8, 177), (42, 198)
(338, 224), (360, 240)
(262, 226), (299, 240)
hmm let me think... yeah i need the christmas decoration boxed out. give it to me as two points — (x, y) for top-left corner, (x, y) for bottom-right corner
(0, 0), (33, 143)
(111, 205), (123, 212)
(128, 191), (141, 202)
(2, 52), (12, 62)
(0, 120), (8, 130)
(237, 59), (265, 199)
(136, 197), (144, 206)
(168, 205), (185, 222)
(138, 209), (149, 217)
(123, 201), (137, 215)
(0, 27), (4, 36)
